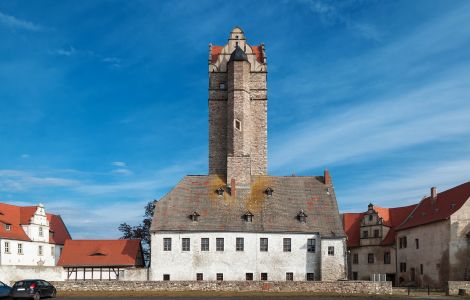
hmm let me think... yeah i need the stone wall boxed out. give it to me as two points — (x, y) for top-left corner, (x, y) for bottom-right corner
(52, 280), (392, 294)
(447, 281), (470, 296)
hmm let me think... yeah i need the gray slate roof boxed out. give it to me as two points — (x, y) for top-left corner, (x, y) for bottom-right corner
(151, 175), (345, 237)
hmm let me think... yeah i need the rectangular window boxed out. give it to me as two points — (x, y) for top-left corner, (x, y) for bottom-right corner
(5, 242), (10, 254)
(307, 239), (316, 253)
(368, 214), (373, 221)
(39, 227), (43, 237)
(216, 273), (223, 281)
(399, 236), (408, 248)
(283, 238), (291, 252)
(415, 238), (419, 249)
(352, 272), (358, 280)
(260, 238), (268, 252)
(368, 253), (374, 264)
(306, 273), (314, 281)
(18, 243), (23, 255)
(51, 246), (55, 256)
(353, 253), (359, 264)
(163, 274), (170, 281)
(328, 246), (334, 256)
(196, 273), (203, 281)
(363, 230), (369, 238)
(246, 273), (253, 281)
(38, 245), (43, 256)
(374, 229), (380, 238)
(216, 238), (224, 251)
(201, 238), (209, 251)
(163, 238), (172, 251)
(182, 238), (190, 251)
(420, 264), (423, 275)
(5, 224), (11, 231)
(260, 273), (268, 281)
(236, 237), (244, 251)
(400, 262), (407, 272)
(384, 252), (391, 264)
(286, 272), (294, 281)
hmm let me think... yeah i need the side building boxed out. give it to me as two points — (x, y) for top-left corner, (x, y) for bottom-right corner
(395, 183), (470, 287)
(150, 27), (347, 282)
(0, 203), (71, 266)
(343, 203), (416, 284)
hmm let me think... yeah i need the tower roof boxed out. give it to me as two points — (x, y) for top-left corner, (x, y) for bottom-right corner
(229, 45), (248, 62)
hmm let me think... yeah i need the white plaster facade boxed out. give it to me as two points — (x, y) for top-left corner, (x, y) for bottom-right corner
(0, 204), (66, 266)
(151, 232), (346, 281)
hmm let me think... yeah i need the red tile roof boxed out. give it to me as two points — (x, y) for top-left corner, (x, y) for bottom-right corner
(210, 45), (264, 64)
(0, 203), (71, 244)
(397, 182), (470, 231)
(343, 204), (416, 247)
(57, 239), (144, 267)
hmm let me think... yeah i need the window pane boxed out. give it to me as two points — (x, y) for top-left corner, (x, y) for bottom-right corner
(328, 246), (334, 256)
(307, 239), (316, 253)
(182, 238), (190, 251)
(246, 273), (253, 281)
(196, 273), (203, 281)
(286, 272), (293, 281)
(216, 273), (223, 281)
(283, 238), (291, 252)
(163, 238), (172, 251)
(306, 273), (314, 281)
(260, 238), (268, 252)
(261, 273), (268, 281)
(216, 238), (224, 251)
(201, 238), (209, 251)
(236, 237), (244, 251)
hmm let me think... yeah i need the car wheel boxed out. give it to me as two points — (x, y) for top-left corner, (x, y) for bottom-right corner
(33, 292), (40, 300)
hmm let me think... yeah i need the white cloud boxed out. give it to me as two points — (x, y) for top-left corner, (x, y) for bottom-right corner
(112, 161), (127, 167)
(0, 170), (79, 192)
(112, 168), (133, 175)
(20, 154), (30, 159)
(0, 11), (44, 31)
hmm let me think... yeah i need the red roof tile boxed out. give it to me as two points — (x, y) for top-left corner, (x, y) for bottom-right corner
(210, 44), (264, 64)
(0, 203), (71, 244)
(343, 204), (416, 247)
(57, 239), (144, 267)
(397, 182), (470, 231)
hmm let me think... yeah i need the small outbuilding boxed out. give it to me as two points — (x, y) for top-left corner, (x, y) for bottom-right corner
(58, 239), (144, 280)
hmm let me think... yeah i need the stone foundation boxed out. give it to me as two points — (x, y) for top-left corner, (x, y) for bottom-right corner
(447, 281), (470, 296)
(52, 280), (392, 295)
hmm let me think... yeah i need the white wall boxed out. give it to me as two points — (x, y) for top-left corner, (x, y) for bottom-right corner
(320, 238), (347, 281)
(151, 232), (321, 281)
(0, 266), (65, 285)
(0, 239), (56, 266)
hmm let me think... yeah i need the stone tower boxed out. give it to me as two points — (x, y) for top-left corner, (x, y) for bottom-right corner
(208, 27), (267, 188)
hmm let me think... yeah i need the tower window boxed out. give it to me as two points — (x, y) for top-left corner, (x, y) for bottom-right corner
(219, 82), (226, 90)
(235, 119), (242, 131)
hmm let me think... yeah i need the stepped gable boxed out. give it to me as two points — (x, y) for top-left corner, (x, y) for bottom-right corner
(151, 175), (345, 237)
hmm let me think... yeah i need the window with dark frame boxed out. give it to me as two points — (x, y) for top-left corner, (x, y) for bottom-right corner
(236, 237), (244, 251)
(363, 230), (368, 238)
(182, 238), (190, 251)
(328, 246), (334, 256)
(216, 238), (224, 251)
(415, 238), (419, 249)
(196, 273), (203, 281)
(400, 262), (407, 272)
(374, 229), (380, 237)
(216, 273), (223, 281)
(5, 224), (11, 231)
(260, 273), (268, 281)
(353, 253), (359, 264)
(260, 238), (268, 252)
(163, 274), (170, 281)
(368, 253), (374, 264)
(369, 214), (373, 221)
(246, 273), (253, 281)
(286, 272), (293, 281)
(283, 238), (291, 252)
(420, 264), (423, 275)
(163, 238), (172, 251)
(306, 273), (314, 281)
(352, 272), (358, 280)
(307, 239), (316, 253)
(201, 238), (209, 251)
(384, 252), (391, 264)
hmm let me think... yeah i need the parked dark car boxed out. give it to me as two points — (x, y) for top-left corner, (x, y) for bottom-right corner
(10, 280), (56, 300)
(0, 281), (12, 298)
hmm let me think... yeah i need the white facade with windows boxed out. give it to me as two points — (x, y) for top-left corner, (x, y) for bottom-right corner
(0, 204), (69, 266)
(151, 232), (345, 281)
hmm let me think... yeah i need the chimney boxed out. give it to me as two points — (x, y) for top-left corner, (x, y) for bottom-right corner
(324, 169), (332, 185)
(431, 187), (437, 205)
(231, 178), (236, 198)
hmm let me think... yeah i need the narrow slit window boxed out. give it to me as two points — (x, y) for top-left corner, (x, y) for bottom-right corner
(235, 119), (242, 131)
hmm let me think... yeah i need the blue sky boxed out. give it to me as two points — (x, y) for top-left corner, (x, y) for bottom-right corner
(0, 0), (469, 238)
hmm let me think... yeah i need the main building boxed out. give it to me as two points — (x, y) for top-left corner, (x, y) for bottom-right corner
(150, 27), (346, 281)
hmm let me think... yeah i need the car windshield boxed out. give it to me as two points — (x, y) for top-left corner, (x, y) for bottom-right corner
(0, 282), (6, 287)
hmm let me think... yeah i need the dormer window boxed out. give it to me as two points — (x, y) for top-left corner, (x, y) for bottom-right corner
(5, 224), (11, 231)
(297, 210), (308, 223)
(244, 211), (254, 222)
(216, 187), (225, 196)
(190, 211), (200, 222)
(265, 187), (273, 197)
